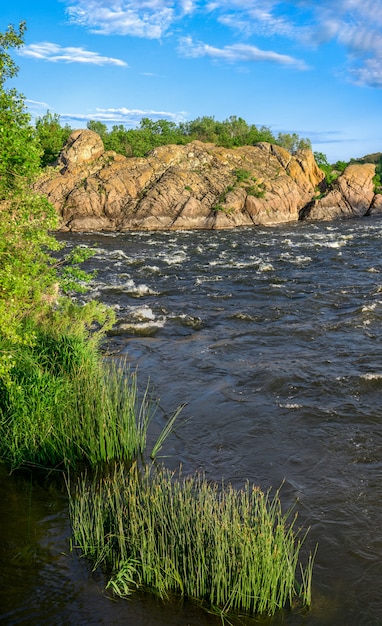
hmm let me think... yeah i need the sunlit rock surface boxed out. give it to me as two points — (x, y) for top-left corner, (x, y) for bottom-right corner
(35, 129), (381, 231)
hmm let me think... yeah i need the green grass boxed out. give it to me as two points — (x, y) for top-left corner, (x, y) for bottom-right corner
(0, 328), (178, 470)
(233, 168), (251, 183)
(69, 462), (315, 620)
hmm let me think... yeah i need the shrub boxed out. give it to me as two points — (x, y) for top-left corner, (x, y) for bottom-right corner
(234, 168), (251, 183)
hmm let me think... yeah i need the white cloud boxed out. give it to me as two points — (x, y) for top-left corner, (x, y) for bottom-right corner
(65, 0), (196, 38)
(26, 98), (50, 109)
(60, 106), (186, 126)
(179, 36), (308, 69)
(19, 42), (127, 66)
(350, 58), (382, 88)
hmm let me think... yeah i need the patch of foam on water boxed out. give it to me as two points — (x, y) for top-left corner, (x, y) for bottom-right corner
(308, 231), (354, 249)
(280, 252), (312, 264)
(101, 279), (158, 297)
(229, 260), (256, 269)
(195, 276), (223, 285)
(293, 255), (312, 264)
(362, 303), (377, 312)
(142, 265), (161, 274)
(108, 249), (130, 259)
(94, 248), (129, 261)
(360, 373), (382, 380)
(230, 312), (256, 322)
(125, 305), (157, 322)
(325, 241), (346, 249)
(113, 305), (166, 335)
(258, 262), (274, 272)
(278, 402), (303, 409)
(159, 250), (188, 265)
(208, 259), (230, 267)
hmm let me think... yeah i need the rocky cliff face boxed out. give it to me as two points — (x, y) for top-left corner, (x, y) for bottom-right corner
(300, 163), (380, 221)
(35, 129), (382, 231)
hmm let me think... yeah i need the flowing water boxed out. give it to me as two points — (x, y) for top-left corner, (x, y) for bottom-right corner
(2, 219), (382, 625)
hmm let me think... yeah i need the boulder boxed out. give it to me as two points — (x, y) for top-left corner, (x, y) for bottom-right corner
(368, 192), (382, 216)
(56, 129), (105, 173)
(300, 163), (376, 221)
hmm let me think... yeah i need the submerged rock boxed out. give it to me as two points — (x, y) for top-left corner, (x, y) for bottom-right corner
(35, 129), (382, 231)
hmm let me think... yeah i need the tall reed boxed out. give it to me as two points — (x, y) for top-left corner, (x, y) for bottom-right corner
(0, 329), (177, 470)
(69, 462), (315, 619)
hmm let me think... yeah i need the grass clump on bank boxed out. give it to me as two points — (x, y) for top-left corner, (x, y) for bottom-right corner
(70, 462), (315, 620)
(0, 311), (178, 471)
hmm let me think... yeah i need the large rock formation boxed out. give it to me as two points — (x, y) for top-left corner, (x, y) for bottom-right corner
(35, 129), (325, 231)
(35, 129), (382, 231)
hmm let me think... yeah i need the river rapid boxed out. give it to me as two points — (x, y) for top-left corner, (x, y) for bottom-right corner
(2, 218), (382, 625)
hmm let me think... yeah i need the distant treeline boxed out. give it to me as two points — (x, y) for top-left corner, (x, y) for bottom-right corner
(34, 111), (312, 167)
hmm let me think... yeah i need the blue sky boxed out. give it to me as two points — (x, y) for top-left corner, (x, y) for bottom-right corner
(3, 0), (382, 162)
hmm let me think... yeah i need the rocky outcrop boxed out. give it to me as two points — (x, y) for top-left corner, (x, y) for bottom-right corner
(300, 163), (379, 221)
(35, 130), (325, 231)
(35, 129), (382, 231)
(57, 129), (105, 171)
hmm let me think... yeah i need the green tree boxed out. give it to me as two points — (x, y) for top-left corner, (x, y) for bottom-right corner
(0, 22), (42, 198)
(249, 124), (276, 144)
(333, 160), (347, 173)
(35, 110), (72, 167)
(0, 23), (59, 348)
(183, 116), (219, 143)
(0, 21), (25, 82)
(313, 151), (342, 186)
(0, 23), (105, 355)
(87, 119), (108, 141)
(107, 124), (133, 156)
(216, 116), (250, 147)
(277, 132), (311, 154)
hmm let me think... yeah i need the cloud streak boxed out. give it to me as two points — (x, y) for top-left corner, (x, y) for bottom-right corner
(20, 42), (127, 66)
(179, 36), (308, 69)
(59, 106), (186, 126)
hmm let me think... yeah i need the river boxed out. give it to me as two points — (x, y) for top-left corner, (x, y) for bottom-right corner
(1, 218), (382, 625)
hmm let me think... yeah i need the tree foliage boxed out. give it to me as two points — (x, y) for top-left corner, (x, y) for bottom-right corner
(314, 152), (349, 186)
(82, 115), (312, 159)
(277, 132), (312, 154)
(0, 22), (42, 199)
(0, 22), (60, 350)
(0, 22), (111, 363)
(35, 110), (72, 166)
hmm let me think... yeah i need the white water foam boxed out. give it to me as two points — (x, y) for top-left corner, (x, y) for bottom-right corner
(101, 279), (158, 297)
(360, 373), (382, 380)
